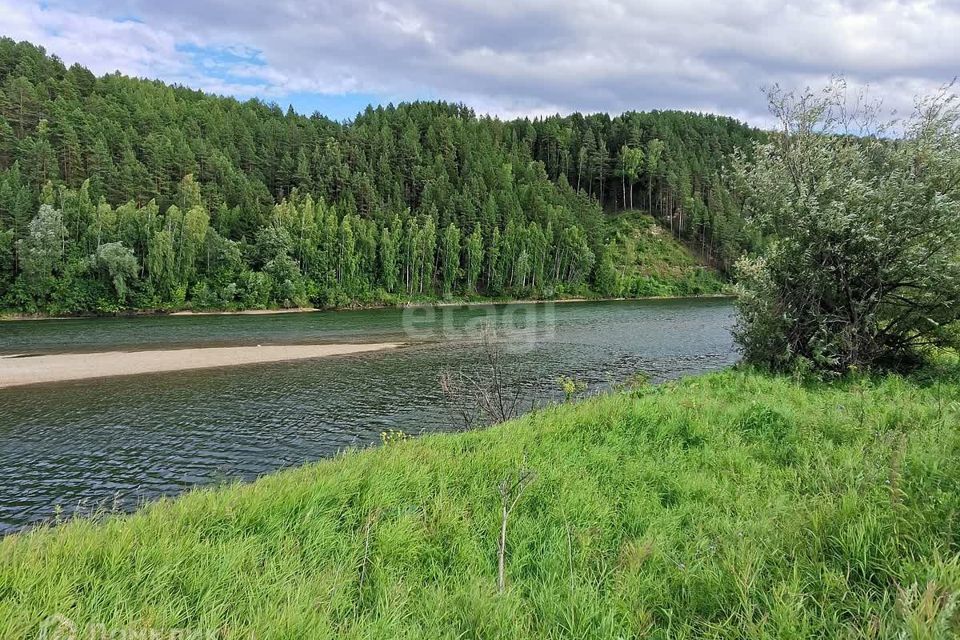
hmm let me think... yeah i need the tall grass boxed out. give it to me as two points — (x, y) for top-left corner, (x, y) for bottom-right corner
(2, 365), (960, 638)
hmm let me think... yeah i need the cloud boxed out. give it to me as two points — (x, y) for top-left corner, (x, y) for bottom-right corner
(1, 2), (186, 78)
(3, 0), (958, 124)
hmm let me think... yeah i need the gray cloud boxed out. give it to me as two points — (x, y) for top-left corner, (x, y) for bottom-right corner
(3, 0), (958, 124)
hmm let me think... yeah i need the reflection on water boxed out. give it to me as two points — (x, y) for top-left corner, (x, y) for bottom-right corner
(0, 299), (738, 533)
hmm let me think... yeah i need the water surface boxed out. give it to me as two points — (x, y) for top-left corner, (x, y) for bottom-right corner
(0, 299), (737, 533)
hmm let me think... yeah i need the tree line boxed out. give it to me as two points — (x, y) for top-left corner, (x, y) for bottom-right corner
(0, 38), (756, 312)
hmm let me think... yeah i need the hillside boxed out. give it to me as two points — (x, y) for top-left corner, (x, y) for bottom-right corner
(2, 364), (959, 637)
(598, 211), (725, 297)
(0, 38), (753, 313)
(521, 110), (764, 271)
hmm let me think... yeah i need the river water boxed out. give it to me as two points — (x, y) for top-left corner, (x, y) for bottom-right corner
(0, 298), (737, 533)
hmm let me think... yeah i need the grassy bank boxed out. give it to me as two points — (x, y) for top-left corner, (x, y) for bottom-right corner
(2, 365), (960, 638)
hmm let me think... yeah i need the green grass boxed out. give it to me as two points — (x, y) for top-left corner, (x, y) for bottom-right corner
(3, 364), (960, 638)
(604, 211), (727, 297)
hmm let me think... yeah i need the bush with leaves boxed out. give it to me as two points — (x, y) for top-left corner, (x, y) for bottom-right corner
(732, 81), (960, 372)
(94, 242), (138, 304)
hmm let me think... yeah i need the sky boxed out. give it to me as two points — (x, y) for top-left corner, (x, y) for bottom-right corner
(2, 0), (958, 126)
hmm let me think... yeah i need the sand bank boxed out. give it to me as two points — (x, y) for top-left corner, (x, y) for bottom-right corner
(168, 308), (319, 316)
(0, 343), (401, 389)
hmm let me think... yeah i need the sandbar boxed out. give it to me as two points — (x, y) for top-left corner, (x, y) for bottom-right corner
(0, 343), (402, 388)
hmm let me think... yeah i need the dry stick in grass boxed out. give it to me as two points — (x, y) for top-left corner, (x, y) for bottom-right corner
(497, 464), (536, 594)
(359, 509), (382, 593)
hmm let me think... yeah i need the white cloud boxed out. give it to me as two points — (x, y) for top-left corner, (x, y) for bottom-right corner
(3, 0), (958, 124)
(0, 2), (186, 78)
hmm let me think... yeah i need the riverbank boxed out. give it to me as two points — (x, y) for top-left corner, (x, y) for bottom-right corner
(168, 307), (320, 316)
(0, 343), (402, 388)
(2, 365), (958, 637)
(0, 292), (735, 321)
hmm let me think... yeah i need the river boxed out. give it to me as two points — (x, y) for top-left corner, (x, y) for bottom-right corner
(0, 298), (737, 533)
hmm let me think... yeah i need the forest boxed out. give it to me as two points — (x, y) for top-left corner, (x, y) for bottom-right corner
(0, 38), (761, 313)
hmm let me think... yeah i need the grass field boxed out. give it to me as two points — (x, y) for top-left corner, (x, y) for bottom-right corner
(2, 363), (960, 638)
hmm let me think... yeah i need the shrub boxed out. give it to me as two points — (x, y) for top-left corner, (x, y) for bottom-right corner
(732, 81), (960, 373)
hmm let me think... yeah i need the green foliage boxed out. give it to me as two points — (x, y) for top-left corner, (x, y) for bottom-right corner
(556, 375), (588, 402)
(733, 82), (960, 373)
(3, 367), (960, 637)
(464, 223), (483, 294)
(147, 228), (176, 301)
(440, 222), (461, 296)
(0, 38), (728, 313)
(519, 111), (764, 271)
(0, 227), (13, 295)
(379, 429), (409, 445)
(602, 211), (726, 297)
(94, 242), (138, 303)
(616, 371), (651, 391)
(594, 244), (620, 297)
(16, 203), (64, 304)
